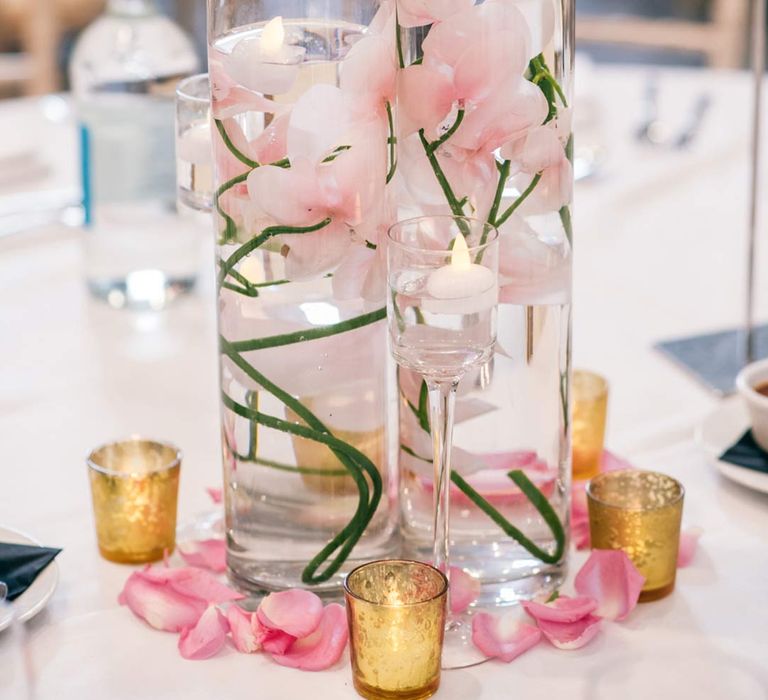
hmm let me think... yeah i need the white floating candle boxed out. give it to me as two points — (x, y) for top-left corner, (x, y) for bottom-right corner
(425, 235), (497, 314)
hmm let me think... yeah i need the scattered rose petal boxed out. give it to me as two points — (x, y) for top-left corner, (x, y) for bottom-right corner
(471, 611), (542, 662)
(271, 604), (348, 671)
(522, 595), (598, 624)
(178, 539), (228, 574)
(227, 605), (261, 653)
(258, 589), (324, 639)
(118, 570), (206, 632)
(450, 567), (481, 614)
(261, 629), (296, 655)
(538, 614), (601, 650)
(677, 527), (703, 568)
(206, 487), (223, 504)
(178, 605), (230, 660)
(601, 450), (634, 472)
(574, 550), (645, 621)
(141, 566), (244, 605)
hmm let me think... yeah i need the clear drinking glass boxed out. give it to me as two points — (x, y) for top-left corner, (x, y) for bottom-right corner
(387, 215), (498, 669)
(175, 73), (214, 212)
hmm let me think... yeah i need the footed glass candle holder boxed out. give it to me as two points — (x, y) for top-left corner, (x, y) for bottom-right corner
(587, 469), (684, 601)
(345, 560), (447, 700)
(87, 438), (181, 563)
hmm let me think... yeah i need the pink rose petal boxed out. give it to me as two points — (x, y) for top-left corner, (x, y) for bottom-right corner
(118, 570), (206, 632)
(178, 539), (227, 574)
(471, 611), (542, 663)
(601, 450), (634, 472)
(574, 550), (645, 621)
(178, 605), (229, 660)
(450, 567), (481, 614)
(227, 605), (261, 653)
(271, 603), (348, 671)
(206, 487), (223, 504)
(141, 566), (244, 604)
(261, 629), (296, 655)
(538, 614), (601, 650)
(677, 527), (703, 568)
(257, 589), (324, 639)
(522, 595), (598, 624)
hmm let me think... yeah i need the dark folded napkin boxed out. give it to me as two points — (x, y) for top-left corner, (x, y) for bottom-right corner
(719, 430), (768, 475)
(0, 543), (61, 601)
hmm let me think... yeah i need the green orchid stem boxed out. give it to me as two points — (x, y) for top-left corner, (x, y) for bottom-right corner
(418, 129), (466, 220)
(227, 307), (385, 353)
(214, 119), (260, 168)
(386, 101), (397, 184)
(428, 109), (465, 154)
(218, 218), (332, 287)
(494, 172), (542, 229)
(451, 470), (566, 564)
(220, 341), (382, 585)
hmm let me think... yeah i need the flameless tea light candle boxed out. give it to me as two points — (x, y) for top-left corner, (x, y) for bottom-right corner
(344, 560), (447, 700)
(587, 469), (684, 601)
(425, 235), (497, 315)
(87, 438), (181, 564)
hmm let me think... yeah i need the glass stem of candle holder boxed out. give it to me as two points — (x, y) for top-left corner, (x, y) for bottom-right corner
(427, 377), (459, 611)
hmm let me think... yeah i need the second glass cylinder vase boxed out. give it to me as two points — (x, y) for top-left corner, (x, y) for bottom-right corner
(209, 0), (400, 593)
(394, 0), (574, 603)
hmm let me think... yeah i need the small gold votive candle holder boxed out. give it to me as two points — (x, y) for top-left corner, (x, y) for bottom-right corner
(87, 438), (181, 564)
(572, 369), (609, 480)
(344, 560), (448, 700)
(587, 469), (684, 602)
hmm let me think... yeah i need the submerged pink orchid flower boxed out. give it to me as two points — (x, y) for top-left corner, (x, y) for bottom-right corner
(178, 605), (230, 660)
(396, 0), (473, 27)
(449, 567), (481, 614)
(471, 611), (542, 662)
(574, 550), (645, 622)
(270, 603), (349, 671)
(178, 539), (227, 574)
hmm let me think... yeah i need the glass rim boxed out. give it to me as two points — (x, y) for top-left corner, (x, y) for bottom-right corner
(86, 437), (182, 478)
(176, 73), (210, 104)
(344, 558), (448, 608)
(586, 469), (685, 512)
(387, 215), (499, 254)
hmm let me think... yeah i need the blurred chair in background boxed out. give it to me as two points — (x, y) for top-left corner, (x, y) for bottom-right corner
(577, 0), (750, 67)
(0, 0), (103, 96)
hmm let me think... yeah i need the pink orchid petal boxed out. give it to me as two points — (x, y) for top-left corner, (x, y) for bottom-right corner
(271, 603), (348, 671)
(397, 0), (473, 28)
(471, 611), (542, 663)
(574, 550), (645, 621)
(206, 487), (223, 504)
(397, 65), (455, 136)
(479, 451), (538, 470)
(178, 539), (228, 574)
(227, 605), (261, 653)
(141, 566), (244, 604)
(118, 570), (206, 632)
(538, 614), (601, 650)
(449, 567), (481, 614)
(522, 595), (598, 624)
(677, 527), (703, 568)
(257, 589), (324, 639)
(178, 605), (229, 660)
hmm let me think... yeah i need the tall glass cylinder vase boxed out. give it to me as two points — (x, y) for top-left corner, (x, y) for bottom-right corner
(209, 0), (400, 593)
(394, 0), (574, 603)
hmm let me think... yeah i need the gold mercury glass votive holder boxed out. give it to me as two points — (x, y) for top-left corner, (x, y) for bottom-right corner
(572, 369), (609, 481)
(87, 438), (181, 564)
(587, 469), (684, 602)
(344, 560), (448, 700)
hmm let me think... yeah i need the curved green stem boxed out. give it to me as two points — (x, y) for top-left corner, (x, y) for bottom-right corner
(494, 172), (542, 229)
(227, 307), (385, 353)
(214, 119), (260, 168)
(451, 470), (565, 564)
(386, 101), (397, 184)
(428, 109), (465, 154)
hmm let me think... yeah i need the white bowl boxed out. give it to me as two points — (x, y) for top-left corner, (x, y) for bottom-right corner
(735, 358), (768, 452)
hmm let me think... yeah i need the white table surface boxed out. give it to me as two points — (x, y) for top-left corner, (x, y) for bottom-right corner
(1, 65), (767, 699)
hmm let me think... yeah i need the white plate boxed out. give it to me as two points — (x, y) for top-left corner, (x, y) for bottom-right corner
(0, 526), (59, 631)
(697, 396), (768, 495)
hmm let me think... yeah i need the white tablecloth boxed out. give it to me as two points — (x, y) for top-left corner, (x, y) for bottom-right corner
(1, 66), (767, 699)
